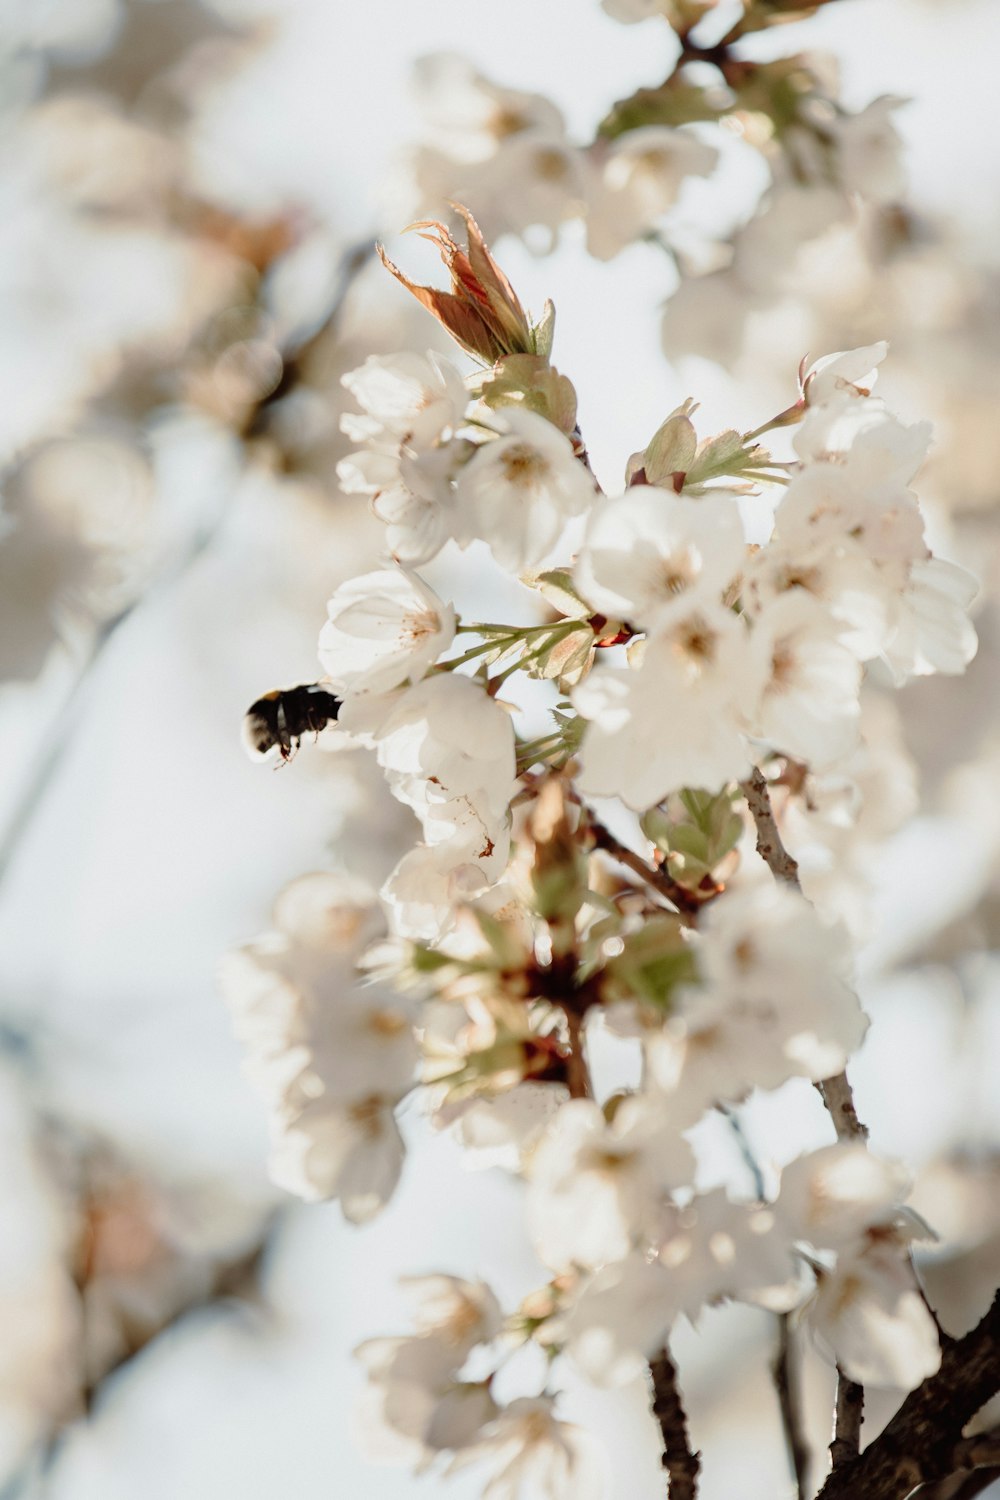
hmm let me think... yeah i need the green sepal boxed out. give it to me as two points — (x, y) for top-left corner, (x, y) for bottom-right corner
(479, 353), (578, 434)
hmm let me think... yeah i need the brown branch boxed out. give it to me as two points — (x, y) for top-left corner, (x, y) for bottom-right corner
(774, 1314), (810, 1499)
(830, 1367), (864, 1469)
(920, 1473), (1000, 1500)
(951, 1428), (1000, 1473)
(562, 1005), (592, 1099)
(818, 1071), (869, 1143)
(742, 766), (876, 1465)
(649, 1345), (700, 1499)
(815, 1291), (1000, 1500)
(914, 1428), (1000, 1499)
(740, 767), (801, 890)
(587, 817), (701, 923)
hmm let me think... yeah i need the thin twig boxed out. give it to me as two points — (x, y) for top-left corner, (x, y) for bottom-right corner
(722, 1108), (813, 1495)
(830, 1366), (864, 1469)
(774, 1314), (810, 1500)
(649, 1345), (700, 1499)
(739, 767), (801, 890)
(720, 1104), (766, 1200)
(587, 817), (701, 923)
(740, 771), (869, 1147)
(741, 768), (874, 1470)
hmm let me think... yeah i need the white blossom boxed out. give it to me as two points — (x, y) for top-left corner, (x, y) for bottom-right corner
(656, 1190), (802, 1317)
(477, 134), (588, 248)
(775, 1144), (912, 1254)
(827, 97), (908, 205)
(318, 567), (455, 699)
(585, 127), (717, 261)
(733, 183), (847, 297)
(809, 1236), (941, 1388)
(410, 54), (566, 161)
(883, 557), (979, 681)
(574, 604), (751, 808)
(661, 269), (759, 368)
(404, 1273), (504, 1355)
(337, 352), (468, 564)
(574, 487), (746, 631)
(449, 1084), (567, 1171)
(340, 351), (467, 445)
(219, 872), (416, 1216)
(740, 591), (862, 767)
(382, 839), (508, 943)
(270, 1096), (406, 1218)
(454, 409), (595, 571)
(741, 544), (896, 663)
(366, 673), (516, 852)
(802, 341), (888, 407)
(526, 1095), (694, 1271)
(449, 1396), (605, 1500)
(775, 465), (924, 575)
(558, 1253), (677, 1385)
(649, 880), (868, 1109)
(356, 1275), (504, 1460)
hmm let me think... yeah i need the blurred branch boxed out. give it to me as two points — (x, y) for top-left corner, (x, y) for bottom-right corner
(775, 1313), (810, 1500)
(0, 1217), (278, 1500)
(0, 513), (226, 891)
(741, 766), (875, 1470)
(0, 234), (376, 891)
(240, 236), (376, 442)
(815, 1292), (1000, 1500)
(722, 1107), (812, 1497)
(649, 1345), (700, 1499)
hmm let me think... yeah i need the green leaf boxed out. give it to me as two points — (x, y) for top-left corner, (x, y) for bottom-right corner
(684, 429), (772, 488)
(598, 79), (727, 140)
(641, 786), (743, 890)
(522, 622), (595, 685)
(532, 569), (594, 620)
(600, 916), (696, 1010)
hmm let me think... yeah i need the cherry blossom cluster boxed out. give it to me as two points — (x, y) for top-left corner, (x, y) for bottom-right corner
(393, 0), (908, 368)
(222, 210), (978, 1495)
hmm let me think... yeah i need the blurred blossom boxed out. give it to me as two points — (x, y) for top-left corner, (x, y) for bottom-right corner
(0, 437), (154, 680)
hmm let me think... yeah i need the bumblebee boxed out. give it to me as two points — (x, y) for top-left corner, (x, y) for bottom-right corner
(242, 683), (342, 762)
